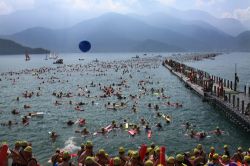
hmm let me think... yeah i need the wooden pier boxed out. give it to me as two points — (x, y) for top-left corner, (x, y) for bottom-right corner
(163, 59), (250, 132)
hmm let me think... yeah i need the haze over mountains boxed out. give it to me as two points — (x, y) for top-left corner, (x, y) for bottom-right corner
(0, 8), (250, 53)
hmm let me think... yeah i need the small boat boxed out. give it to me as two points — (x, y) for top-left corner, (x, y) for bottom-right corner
(53, 59), (63, 64)
(93, 58), (99, 62)
(79, 58), (84, 61)
(132, 55), (140, 59)
(49, 52), (58, 59)
(44, 55), (48, 60)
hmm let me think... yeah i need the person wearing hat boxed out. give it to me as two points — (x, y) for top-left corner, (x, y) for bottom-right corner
(197, 144), (207, 164)
(78, 141), (94, 164)
(19, 146), (38, 166)
(20, 141), (28, 150)
(175, 154), (187, 166)
(144, 159), (154, 166)
(130, 151), (143, 166)
(193, 148), (205, 166)
(58, 151), (75, 166)
(118, 147), (128, 166)
(51, 148), (61, 166)
(114, 157), (122, 166)
(10, 141), (21, 166)
(208, 147), (215, 161)
(167, 156), (175, 166)
(77, 144), (85, 159)
(243, 155), (250, 166)
(153, 147), (160, 165)
(223, 145), (230, 158)
(183, 152), (192, 166)
(84, 156), (101, 166)
(95, 149), (109, 166)
(232, 147), (244, 162)
(207, 153), (220, 166)
(221, 155), (230, 165)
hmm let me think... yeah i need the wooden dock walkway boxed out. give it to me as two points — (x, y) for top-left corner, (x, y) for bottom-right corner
(163, 60), (250, 132)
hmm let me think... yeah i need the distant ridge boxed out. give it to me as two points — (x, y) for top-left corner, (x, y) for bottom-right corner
(1, 12), (250, 52)
(236, 31), (250, 51)
(0, 38), (49, 55)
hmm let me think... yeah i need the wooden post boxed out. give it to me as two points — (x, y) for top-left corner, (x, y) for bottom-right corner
(214, 86), (216, 95)
(241, 100), (244, 114)
(244, 85), (246, 95)
(248, 87), (250, 96)
(230, 81), (233, 90)
(229, 93), (231, 103)
(227, 80), (229, 88)
(233, 95), (235, 107)
(237, 97), (239, 108)
(224, 79), (226, 87)
(217, 87), (220, 97)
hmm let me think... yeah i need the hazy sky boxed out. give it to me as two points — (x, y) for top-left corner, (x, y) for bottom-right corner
(0, 0), (250, 22)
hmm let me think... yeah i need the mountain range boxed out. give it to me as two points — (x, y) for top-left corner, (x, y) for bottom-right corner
(0, 38), (49, 55)
(0, 11), (250, 53)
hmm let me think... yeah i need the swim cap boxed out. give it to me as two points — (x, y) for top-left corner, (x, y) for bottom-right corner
(81, 143), (85, 148)
(176, 154), (184, 162)
(167, 156), (175, 164)
(190, 156), (196, 160)
(154, 147), (160, 153)
(133, 151), (139, 158)
(63, 151), (70, 159)
(210, 147), (215, 151)
(213, 153), (219, 160)
(147, 147), (152, 153)
(128, 150), (133, 157)
(197, 144), (202, 150)
(222, 155), (229, 162)
(15, 141), (20, 146)
(244, 155), (250, 162)
(99, 149), (105, 155)
(224, 145), (228, 149)
(24, 146), (32, 153)
(194, 148), (199, 154)
(238, 147), (242, 151)
(85, 156), (95, 164)
(85, 141), (93, 148)
(20, 141), (28, 147)
(119, 147), (125, 153)
(114, 157), (121, 166)
(145, 160), (153, 166)
(1, 142), (7, 146)
(157, 164), (164, 166)
(216, 126), (219, 129)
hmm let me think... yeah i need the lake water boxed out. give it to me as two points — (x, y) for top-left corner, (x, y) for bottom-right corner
(0, 52), (250, 165)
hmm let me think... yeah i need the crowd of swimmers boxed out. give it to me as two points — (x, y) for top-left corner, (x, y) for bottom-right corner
(1, 56), (248, 165)
(1, 141), (250, 166)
